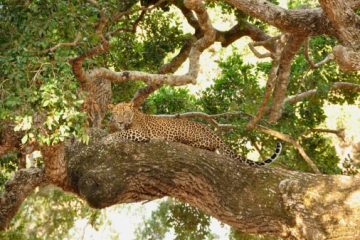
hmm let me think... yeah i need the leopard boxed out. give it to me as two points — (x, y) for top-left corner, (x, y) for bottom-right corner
(108, 102), (282, 166)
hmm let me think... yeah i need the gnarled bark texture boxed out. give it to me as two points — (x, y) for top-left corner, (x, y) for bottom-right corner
(64, 130), (360, 240)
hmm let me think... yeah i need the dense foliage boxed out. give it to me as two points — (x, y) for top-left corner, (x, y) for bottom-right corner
(0, 0), (359, 239)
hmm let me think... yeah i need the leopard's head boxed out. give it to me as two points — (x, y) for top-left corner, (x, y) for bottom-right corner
(108, 102), (135, 131)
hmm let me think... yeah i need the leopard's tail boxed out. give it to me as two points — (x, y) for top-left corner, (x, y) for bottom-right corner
(220, 142), (282, 166)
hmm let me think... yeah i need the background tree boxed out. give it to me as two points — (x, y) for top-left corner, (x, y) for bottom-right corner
(1, 0), (360, 239)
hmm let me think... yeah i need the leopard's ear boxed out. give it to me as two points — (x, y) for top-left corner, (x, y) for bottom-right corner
(108, 104), (115, 111)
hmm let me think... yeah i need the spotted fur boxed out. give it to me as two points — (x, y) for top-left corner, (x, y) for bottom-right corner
(109, 102), (282, 166)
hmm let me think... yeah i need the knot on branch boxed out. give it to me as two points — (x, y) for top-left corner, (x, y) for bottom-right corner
(333, 45), (360, 71)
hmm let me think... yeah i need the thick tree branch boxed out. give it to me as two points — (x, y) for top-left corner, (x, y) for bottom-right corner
(223, 0), (334, 35)
(64, 130), (360, 239)
(0, 168), (46, 231)
(332, 45), (360, 72)
(217, 21), (274, 50)
(268, 35), (307, 123)
(319, 0), (360, 47)
(319, 0), (360, 71)
(88, 68), (195, 86)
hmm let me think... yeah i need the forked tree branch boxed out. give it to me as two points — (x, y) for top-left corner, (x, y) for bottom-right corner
(304, 38), (334, 69)
(246, 35), (287, 129)
(133, 11), (276, 107)
(248, 36), (281, 59)
(98, 0), (216, 108)
(217, 21), (275, 50)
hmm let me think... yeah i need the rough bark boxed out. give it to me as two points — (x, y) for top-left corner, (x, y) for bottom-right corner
(0, 168), (46, 230)
(223, 0), (334, 35)
(61, 129), (360, 240)
(319, 0), (360, 47)
(268, 35), (306, 122)
(319, 0), (360, 71)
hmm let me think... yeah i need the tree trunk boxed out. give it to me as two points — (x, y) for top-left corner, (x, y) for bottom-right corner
(66, 129), (360, 240)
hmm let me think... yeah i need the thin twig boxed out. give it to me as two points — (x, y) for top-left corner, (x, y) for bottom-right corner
(285, 82), (360, 104)
(43, 33), (81, 53)
(304, 38), (334, 68)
